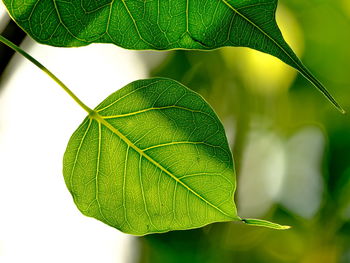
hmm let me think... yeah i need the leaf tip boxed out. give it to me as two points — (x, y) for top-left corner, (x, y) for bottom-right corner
(323, 92), (346, 115)
(297, 66), (346, 115)
(334, 103), (346, 114)
(242, 218), (291, 230)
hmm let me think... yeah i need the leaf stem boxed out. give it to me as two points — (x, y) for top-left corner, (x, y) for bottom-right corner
(0, 35), (93, 114)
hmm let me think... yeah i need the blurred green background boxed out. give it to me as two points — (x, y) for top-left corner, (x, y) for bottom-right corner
(1, 0), (350, 262)
(137, 0), (350, 262)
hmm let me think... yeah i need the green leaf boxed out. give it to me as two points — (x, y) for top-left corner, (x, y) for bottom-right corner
(63, 78), (240, 235)
(3, 0), (344, 112)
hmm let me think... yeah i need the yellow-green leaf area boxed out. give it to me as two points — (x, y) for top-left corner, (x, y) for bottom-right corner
(63, 78), (239, 235)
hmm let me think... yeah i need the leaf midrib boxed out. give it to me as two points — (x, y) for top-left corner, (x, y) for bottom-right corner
(221, 0), (300, 69)
(89, 111), (235, 219)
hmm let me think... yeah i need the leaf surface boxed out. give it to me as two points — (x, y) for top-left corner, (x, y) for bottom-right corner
(2, 0), (343, 111)
(63, 78), (239, 235)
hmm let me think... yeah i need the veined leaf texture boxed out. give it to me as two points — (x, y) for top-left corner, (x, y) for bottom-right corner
(2, 0), (344, 111)
(63, 78), (239, 235)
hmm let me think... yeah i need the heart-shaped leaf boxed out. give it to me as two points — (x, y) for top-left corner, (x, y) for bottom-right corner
(64, 78), (290, 234)
(63, 78), (240, 235)
(3, 0), (344, 111)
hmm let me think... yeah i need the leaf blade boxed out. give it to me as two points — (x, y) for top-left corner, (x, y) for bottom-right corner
(3, 0), (343, 111)
(63, 78), (239, 235)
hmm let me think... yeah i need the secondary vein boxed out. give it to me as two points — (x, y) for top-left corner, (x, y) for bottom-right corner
(90, 111), (234, 219)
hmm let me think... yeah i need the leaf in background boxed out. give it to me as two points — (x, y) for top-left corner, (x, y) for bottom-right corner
(63, 78), (240, 235)
(2, 0), (343, 112)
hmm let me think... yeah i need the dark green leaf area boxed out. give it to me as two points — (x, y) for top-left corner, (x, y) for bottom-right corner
(4, 0), (296, 66)
(4, 0), (343, 111)
(63, 78), (239, 235)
